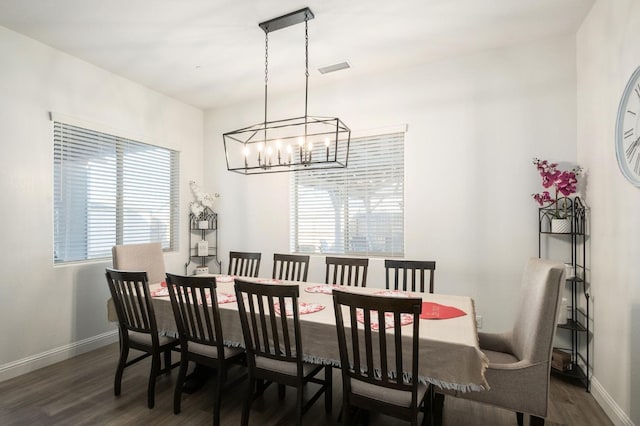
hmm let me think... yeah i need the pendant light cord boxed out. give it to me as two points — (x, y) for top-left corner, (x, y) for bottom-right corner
(264, 29), (269, 127)
(304, 12), (309, 118)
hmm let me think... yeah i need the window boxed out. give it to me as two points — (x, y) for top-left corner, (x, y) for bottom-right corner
(290, 131), (404, 256)
(53, 121), (179, 264)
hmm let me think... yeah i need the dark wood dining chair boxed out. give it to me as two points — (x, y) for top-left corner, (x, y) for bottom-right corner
(272, 253), (310, 282)
(385, 259), (437, 293)
(234, 279), (332, 426)
(105, 268), (179, 409)
(165, 273), (246, 425)
(332, 289), (430, 426)
(228, 251), (261, 277)
(325, 256), (369, 287)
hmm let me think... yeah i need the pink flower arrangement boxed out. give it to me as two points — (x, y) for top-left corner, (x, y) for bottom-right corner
(532, 158), (582, 218)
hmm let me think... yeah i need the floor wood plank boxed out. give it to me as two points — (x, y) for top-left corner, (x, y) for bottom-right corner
(0, 343), (612, 425)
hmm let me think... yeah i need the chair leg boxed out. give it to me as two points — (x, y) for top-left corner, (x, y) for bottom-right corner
(213, 369), (226, 426)
(325, 366), (333, 413)
(173, 358), (189, 414)
(114, 344), (129, 396)
(530, 415), (545, 426)
(296, 385), (304, 426)
(147, 352), (160, 409)
(342, 397), (351, 425)
(163, 348), (172, 373)
(516, 412), (524, 426)
(432, 392), (444, 426)
(422, 386), (434, 426)
(278, 384), (286, 400)
(241, 376), (255, 426)
(256, 379), (266, 396)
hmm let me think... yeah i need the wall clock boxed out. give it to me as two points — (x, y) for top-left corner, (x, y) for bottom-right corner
(616, 65), (640, 186)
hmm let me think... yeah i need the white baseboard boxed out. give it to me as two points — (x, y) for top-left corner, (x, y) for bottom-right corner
(591, 377), (635, 426)
(0, 330), (118, 383)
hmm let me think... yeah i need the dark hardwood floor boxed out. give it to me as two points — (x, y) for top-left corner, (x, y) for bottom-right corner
(0, 343), (612, 425)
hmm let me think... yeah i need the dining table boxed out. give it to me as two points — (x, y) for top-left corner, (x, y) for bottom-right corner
(107, 275), (489, 393)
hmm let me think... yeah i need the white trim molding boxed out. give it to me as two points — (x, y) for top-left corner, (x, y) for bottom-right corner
(0, 330), (118, 383)
(591, 377), (635, 426)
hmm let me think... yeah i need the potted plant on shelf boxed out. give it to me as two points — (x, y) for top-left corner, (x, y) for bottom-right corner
(189, 180), (217, 229)
(532, 158), (582, 233)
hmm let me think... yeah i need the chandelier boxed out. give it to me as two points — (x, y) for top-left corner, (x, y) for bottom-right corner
(223, 7), (351, 175)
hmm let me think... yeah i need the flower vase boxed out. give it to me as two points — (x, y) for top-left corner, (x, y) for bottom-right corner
(198, 220), (209, 229)
(551, 218), (571, 233)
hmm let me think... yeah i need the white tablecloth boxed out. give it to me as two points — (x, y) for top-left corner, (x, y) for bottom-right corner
(107, 275), (489, 392)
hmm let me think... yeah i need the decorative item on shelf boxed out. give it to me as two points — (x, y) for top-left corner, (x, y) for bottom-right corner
(197, 240), (209, 257)
(194, 265), (209, 275)
(223, 7), (351, 175)
(551, 348), (571, 372)
(532, 158), (582, 233)
(189, 181), (218, 229)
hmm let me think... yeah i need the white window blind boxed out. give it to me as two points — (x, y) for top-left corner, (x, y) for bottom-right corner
(53, 121), (179, 264)
(290, 132), (404, 256)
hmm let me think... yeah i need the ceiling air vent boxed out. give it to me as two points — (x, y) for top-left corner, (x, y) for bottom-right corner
(318, 61), (351, 74)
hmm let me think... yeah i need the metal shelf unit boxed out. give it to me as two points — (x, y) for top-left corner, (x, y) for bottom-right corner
(185, 207), (221, 275)
(538, 196), (590, 392)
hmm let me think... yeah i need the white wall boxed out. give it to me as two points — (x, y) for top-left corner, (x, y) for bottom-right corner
(577, 1), (640, 424)
(0, 26), (204, 379)
(205, 35), (577, 333)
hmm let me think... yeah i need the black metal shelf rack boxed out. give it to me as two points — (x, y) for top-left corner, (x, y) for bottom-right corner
(538, 196), (590, 392)
(185, 207), (221, 275)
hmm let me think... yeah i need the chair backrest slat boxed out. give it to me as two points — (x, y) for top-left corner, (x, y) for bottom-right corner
(385, 259), (436, 293)
(272, 253), (310, 282)
(235, 279), (302, 368)
(229, 251), (262, 277)
(333, 289), (422, 400)
(325, 256), (369, 287)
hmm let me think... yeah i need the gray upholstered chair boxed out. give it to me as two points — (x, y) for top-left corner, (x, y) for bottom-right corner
(445, 257), (565, 426)
(112, 242), (166, 285)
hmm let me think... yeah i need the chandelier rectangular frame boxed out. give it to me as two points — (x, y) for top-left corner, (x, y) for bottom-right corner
(223, 7), (351, 175)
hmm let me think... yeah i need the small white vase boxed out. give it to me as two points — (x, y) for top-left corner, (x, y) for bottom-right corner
(551, 218), (571, 233)
(198, 220), (209, 229)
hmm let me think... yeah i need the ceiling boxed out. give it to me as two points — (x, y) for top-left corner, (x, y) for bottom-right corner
(0, 0), (594, 110)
